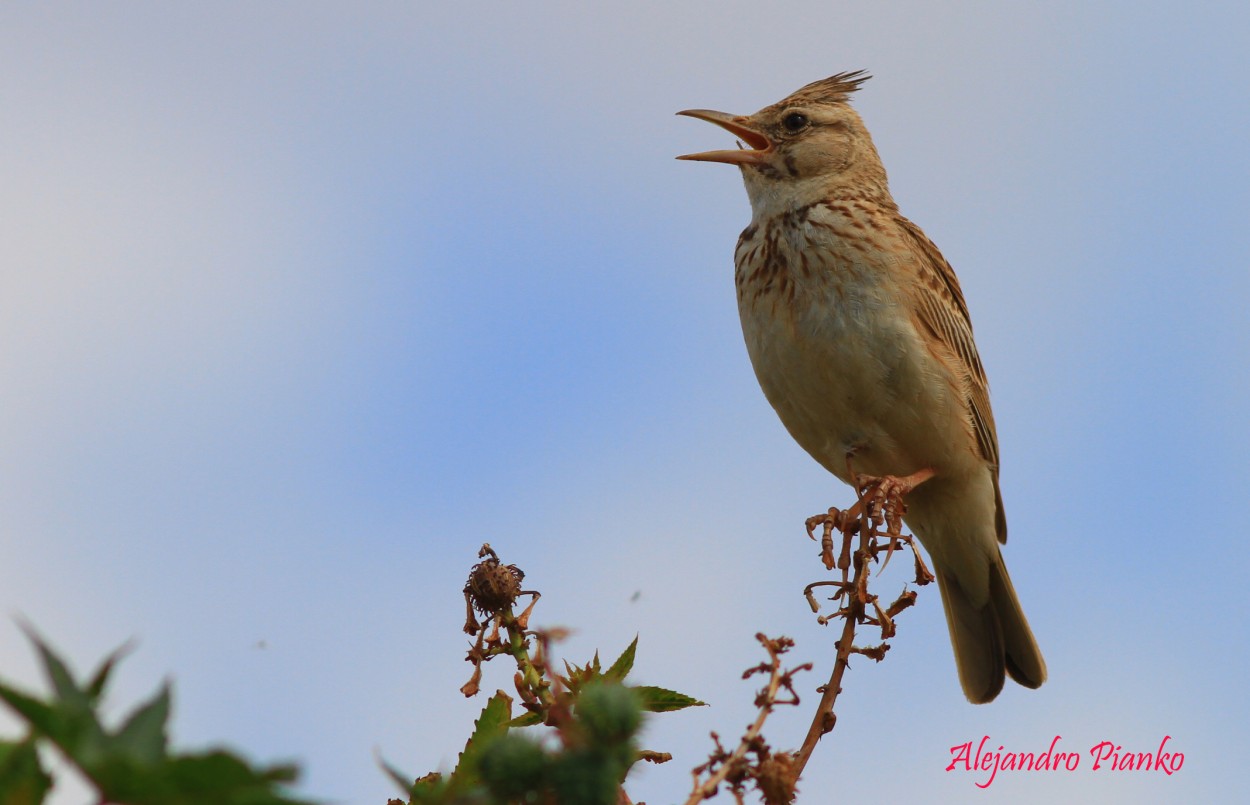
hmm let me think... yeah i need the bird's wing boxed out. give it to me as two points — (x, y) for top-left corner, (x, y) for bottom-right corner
(896, 217), (1007, 543)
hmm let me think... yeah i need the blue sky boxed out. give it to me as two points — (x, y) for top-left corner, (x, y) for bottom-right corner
(1, 4), (1247, 803)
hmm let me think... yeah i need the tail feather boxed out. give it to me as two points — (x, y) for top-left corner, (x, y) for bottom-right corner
(992, 558), (1047, 689)
(935, 555), (1045, 704)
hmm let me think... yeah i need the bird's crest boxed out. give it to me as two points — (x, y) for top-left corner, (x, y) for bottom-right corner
(784, 70), (871, 106)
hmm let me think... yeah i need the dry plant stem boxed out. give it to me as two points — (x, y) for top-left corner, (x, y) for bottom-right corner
(793, 526), (867, 771)
(683, 637), (791, 805)
(792, 474), (929, 775)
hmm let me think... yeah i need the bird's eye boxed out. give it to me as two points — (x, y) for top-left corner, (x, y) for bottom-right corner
(782, 112), (809, 133)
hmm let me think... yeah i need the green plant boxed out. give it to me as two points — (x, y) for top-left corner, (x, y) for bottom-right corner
(0, 627), (312, 805)
(382, 545), (705, 805)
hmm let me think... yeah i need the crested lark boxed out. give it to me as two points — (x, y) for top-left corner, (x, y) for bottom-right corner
(678, 72), (1045, 703)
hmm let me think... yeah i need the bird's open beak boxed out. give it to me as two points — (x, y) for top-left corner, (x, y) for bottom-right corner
(676, 109), (772, 165)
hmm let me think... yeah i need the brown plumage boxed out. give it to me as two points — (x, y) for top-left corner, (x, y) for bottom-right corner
(678, 73), (1045, 703)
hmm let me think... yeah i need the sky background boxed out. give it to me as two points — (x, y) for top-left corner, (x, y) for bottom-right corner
(1, 3), (1247, 804)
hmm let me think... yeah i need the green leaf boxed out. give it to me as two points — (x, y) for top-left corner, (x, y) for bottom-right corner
(452, 691), (513, 781)
(378, 752), (422, 799)
(3, 629), (108, 761)
(0, 683), (57, 738)
(0, 678), (109, 771)
(604, 638), (637, 683)
(384, 691), (514, 800)
(631, 686), (706, 713)
(0, 738), (53, 805)
(113, 682), (171, 764)
(22, 628), (88, 713)
(2, 629), (316, 805)
(85, 641), (135, 703)
(94, 750), (306, 805)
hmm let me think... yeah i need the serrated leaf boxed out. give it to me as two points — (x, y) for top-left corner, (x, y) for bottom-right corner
(382, 692), (513, 801)
(631, 686), (706, 713)
(604, 638), (637, 683)
(113, 682), (171, 764)
(452, 691), (512, 781)
(506, 712), (543, 728)
(590, 651), (601, 675)
(0, 737), (53, 805)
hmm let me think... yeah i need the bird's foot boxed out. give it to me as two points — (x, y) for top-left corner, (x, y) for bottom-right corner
(850, 468), (935, 574)
(808, 468), (935, 576)
(806, 507), (858, 572)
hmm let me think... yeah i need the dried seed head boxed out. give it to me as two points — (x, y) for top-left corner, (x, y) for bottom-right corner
(465, 558), (524, 616)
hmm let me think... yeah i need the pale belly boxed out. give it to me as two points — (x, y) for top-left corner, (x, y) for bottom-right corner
(738, 279), (975, 486)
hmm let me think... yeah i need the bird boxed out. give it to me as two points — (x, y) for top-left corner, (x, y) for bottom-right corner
(677, 72), (1045, 703)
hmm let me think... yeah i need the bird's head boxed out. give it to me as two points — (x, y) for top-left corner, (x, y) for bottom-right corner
(677, 71), (891, 212)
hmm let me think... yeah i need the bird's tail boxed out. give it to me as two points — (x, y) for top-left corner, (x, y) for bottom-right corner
(935, 554), (1046, 704)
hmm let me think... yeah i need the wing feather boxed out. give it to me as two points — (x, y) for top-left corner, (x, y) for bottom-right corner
(896, 217), (1007, 543)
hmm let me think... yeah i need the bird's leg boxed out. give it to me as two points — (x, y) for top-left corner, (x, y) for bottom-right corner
(873, 466), (936, 498)
(843, 448), (935, 518)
